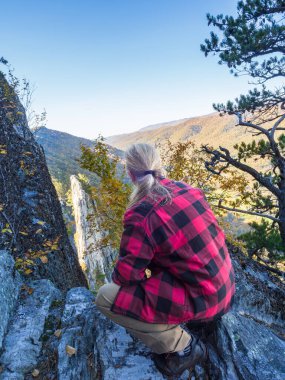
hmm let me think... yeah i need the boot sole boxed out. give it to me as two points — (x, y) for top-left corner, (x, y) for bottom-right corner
(154, 340), (208, 378)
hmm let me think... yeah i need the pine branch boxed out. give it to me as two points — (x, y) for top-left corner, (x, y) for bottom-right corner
(236, 113), (285, 178)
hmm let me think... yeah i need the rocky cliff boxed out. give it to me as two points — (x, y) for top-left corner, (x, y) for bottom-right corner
(70, 174), (117, 289)
(0, 72), (87, 292)
(0, 246), (284, 380)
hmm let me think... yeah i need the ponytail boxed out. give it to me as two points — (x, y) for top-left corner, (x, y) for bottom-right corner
(125, 143), (173, 209)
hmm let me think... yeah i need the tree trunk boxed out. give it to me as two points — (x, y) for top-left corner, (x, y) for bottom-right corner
(278, 191), (285, 250)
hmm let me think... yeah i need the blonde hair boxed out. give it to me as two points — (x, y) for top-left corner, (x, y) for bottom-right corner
(125, 143), (173, 209)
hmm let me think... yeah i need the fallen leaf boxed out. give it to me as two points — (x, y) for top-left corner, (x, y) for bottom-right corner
(1, 228), (12, 233)
(36, 220), (46, 225)
(54, 329), (62, 338)
(32, 368), (40, 377)
(27, 287), (34, 295)
(40, 256), (48, 264)
(66, 345), (77, 356)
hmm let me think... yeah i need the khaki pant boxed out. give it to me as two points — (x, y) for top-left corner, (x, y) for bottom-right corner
(95, 282), (191, 354)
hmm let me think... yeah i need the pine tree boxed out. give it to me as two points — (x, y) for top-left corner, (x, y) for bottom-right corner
(200, 0), (285, 253)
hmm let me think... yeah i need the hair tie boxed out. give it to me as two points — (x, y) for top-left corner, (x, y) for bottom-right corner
(144, 170), (156, 176)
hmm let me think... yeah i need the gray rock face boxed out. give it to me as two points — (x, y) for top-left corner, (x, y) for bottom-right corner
(70, 175), (116, 290)
(229, 248), (285, 330)
(0, 250), (22, 351)
(57, 287), (174, 380)
(208, 312), (285, 380)
(94, 314), (166, 380)
(0, 279), (62, 379)
(57, 287), (98, 380)
(55, 278), (285, 380)
(183, 248), (285, 380)
(0, 261), (284, 380)
(0, 73), (87, 291)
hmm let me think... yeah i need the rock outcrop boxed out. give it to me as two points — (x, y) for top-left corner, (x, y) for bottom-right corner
(70, 175), (117, 290)
(186, 248), (285, 380)
(0, 250), (22, 352)
(0, 73), (87, 292)
(0, 249), (284, 379)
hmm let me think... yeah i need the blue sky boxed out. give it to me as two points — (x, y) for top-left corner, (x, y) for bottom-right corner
(1, 1), (256, 139)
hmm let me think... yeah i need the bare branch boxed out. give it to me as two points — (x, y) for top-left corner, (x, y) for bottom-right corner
(202, 143), (280, 197)
(237, 114), (270, 135)
(270, 112), (285, 138)
(214, 199), (283, 222)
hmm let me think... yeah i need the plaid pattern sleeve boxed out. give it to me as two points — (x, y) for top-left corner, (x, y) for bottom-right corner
(111, 212), (154, 286)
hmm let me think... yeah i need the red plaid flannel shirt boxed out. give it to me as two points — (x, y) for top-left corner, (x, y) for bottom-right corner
(111, 176), (235, 324)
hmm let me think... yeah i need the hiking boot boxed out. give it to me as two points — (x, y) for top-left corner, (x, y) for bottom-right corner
(153, 334), (208, 377)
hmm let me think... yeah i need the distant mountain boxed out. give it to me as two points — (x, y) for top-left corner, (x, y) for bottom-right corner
(105, 112), (250, 151)
(32, 127), (126, 195)
(138, 118), (192, 132)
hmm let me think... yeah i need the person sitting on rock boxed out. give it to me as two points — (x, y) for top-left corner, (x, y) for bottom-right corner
(96, 142), (236, 378)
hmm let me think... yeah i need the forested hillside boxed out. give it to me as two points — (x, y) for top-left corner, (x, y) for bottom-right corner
(32, 126), (126, 196)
